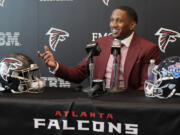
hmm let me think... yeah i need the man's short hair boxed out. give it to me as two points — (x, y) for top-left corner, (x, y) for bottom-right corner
(114, 6), (138, 23)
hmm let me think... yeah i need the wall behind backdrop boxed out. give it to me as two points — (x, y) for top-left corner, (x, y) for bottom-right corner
(0, 0), (179, 88)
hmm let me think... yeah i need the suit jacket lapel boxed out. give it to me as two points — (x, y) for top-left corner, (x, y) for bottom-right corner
(94, 36), (113, 79)
(124, 33), (141, 88)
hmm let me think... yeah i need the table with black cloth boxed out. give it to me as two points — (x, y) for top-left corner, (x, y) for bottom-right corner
(0, 87), (180, 135)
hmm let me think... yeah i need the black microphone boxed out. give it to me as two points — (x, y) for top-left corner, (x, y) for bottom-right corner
(111, 39), (121, 56)
(85, 42), (101, 63)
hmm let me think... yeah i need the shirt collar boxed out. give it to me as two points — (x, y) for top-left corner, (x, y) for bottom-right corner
(121, 32), (134, 48)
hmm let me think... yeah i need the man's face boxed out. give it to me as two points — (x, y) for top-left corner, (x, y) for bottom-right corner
(110, 9), (136, 39)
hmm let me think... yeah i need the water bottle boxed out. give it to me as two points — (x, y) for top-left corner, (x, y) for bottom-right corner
(147, 59), (155, 81)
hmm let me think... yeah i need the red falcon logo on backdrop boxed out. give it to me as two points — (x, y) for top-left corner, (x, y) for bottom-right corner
(0, 0), (4, 7)
(155, 27), (180, 53)
(103, 0), (110, 6)
(0, 58), (22, 81)
(46, 27), (69, 51)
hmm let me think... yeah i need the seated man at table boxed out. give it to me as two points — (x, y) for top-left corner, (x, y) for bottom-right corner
(37, 5), (160, 90)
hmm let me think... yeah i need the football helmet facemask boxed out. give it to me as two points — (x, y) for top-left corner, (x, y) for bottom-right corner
(144, 56), (180, 99)
(0, 53), (45, 93)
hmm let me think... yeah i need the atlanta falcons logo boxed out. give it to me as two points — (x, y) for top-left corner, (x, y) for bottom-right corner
(0, 58), (22, 81)
(103, 0), (110, 6)
(155, 27), (180, 53)
(46, 27), (69, 51)
(0, 0), (4, 7)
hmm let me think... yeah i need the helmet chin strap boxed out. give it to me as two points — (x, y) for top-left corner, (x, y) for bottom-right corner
(26, 78), (45, 93)
(30, 78), (45, 90)
(11, 89), (22, 93)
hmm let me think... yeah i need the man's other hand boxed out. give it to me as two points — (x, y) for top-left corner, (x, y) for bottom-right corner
(37, 45), (56, 68)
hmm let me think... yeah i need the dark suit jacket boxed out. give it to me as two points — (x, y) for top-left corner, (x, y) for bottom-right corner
(55, 33), (160, 90)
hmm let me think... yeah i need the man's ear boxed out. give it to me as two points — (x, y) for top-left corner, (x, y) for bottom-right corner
(130, 21), (136, 31)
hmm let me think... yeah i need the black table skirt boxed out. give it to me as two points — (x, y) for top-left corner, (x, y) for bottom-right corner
(0, 87), (180, 135)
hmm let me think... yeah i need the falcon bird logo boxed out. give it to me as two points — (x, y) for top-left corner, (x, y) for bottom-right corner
(46, 27), (69, 51)
(155, 27), (180, 53)
(0, 0), (4, 7)
(103, 0), (110, 6)
(0, 58), (22, 81)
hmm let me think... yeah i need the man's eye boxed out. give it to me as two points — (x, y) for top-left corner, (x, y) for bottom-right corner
(117, 19), (121, 23)
(110, 18), (114, 22)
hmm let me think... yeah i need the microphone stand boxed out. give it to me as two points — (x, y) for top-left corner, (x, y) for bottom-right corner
(112, 50), (118, 89)
(84, 56), (105, 97)
(89, 56), (94, 89)
(110, 39), (124, 93)
(111, 45), (120, 92)
(82, 43), (102, 95)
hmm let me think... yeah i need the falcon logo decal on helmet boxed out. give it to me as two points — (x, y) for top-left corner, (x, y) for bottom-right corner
(155, 27), (180, 53)
(46, 27), (69, 51)
(0, 58), (22, 81)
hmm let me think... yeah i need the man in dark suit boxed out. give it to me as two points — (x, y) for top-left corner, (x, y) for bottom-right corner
(37, 6), (160, 90)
